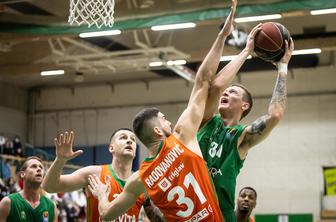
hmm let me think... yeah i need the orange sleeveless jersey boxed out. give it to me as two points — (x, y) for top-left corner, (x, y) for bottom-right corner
(139, 135), (223, 222)
(86, 164), (145, 222)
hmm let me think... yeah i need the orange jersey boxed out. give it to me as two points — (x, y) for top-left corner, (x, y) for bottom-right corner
(87, 164), (144, 222)
(139, 135), (223, 222)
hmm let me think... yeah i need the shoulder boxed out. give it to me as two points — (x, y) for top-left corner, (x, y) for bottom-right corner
(0, 196), (11, 205)
(0, 196), (11, 217)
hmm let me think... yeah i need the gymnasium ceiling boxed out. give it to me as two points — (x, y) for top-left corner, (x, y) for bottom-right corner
(0, 0), (336, 88)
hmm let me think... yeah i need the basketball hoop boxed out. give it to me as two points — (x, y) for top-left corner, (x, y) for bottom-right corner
(68, 0), (115, 28)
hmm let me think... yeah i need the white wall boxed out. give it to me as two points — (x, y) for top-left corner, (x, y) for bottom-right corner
(0, 83), (27, 139)
(30, 66), (336, 221)
(0, 106), (27, 139)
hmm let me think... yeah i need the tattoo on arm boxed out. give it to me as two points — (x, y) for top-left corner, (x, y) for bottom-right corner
(248, 115), (267, 135)
(270, 73), (287, 107)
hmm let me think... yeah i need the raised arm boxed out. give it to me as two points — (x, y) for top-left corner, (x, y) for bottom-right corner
(202, 23), (262, 124)
(174, 0), (237, 144)
(238, 38), (294, 158)
(88, 172), (145, 221)
(188, 0), (237, 106)
(42, 131), (99, 193)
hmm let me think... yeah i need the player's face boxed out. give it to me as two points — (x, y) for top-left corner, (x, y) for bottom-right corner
(218, 86), (247, 115)
(157, 112), (172, 136)
(22, 159), (45, 184)
(237, 189), (256, 212)
(110, 130), (137, 158)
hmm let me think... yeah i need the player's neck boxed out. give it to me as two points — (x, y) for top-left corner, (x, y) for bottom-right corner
(236, 210), (251, 222)
(20, 188), (40, 205)
(111, 158), (133, 180)
(221, 116), (240, 126)
(147, 137), (164, 158)
(220, 110), (241, 126)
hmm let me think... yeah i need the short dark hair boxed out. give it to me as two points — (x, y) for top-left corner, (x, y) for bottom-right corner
(20, 156), (43, 172)
(232, 84), (253, 119)
(239, 186), (257, 199)
(132, 107), (160, 146)
(109, 128), (133, 144)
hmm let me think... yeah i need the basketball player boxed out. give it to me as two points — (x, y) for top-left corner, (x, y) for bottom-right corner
(197, 24), (294, 222)
(235, 187), (257, 222)
(86, 2), (239, 221)
(42, 129), (161, 222)
(0, 156), (58, 222)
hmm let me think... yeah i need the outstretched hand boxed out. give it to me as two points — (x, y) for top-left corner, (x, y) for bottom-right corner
(245, 23), (262, 54)
(221, 0), (237, 36)
(88, 175), (111, 200)
(280, 37), (294, 64)
(54, 131), (83, 162)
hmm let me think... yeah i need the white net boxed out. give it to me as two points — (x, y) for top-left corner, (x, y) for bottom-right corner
(68, 0), (115, 28)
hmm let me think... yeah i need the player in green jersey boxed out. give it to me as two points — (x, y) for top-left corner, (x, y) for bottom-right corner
(196, 8), (294, 222)
(0, 156), (57, 222)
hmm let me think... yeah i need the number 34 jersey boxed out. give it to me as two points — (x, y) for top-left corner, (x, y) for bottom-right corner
(139, 135), (223, 222)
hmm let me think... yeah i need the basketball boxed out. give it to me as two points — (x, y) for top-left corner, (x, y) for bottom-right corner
(254, 22), (291, 62)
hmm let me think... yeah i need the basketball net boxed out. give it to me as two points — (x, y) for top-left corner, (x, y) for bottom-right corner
(68, 0), (115, 28)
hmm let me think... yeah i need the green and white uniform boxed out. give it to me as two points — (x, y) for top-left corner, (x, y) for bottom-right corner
(7, 193), (55, 222)
(197, 114), (246, 222)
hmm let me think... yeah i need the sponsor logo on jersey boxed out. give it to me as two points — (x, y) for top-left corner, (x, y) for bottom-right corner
(20, 211), (26, 220)
(186, 207), (210, 222)
(106, 214), (136, 222)
(42, 211), (49, 222)
(145, 143), (184, 188)
(158, 177), (171, 192)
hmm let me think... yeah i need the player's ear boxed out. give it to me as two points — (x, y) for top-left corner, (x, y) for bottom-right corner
(242, 102), (250, 112)
(108, 144), (114, 153)
(153, 126), (163, 136)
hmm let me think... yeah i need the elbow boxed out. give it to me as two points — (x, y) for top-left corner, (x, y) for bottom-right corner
(270, 111), (284, 124)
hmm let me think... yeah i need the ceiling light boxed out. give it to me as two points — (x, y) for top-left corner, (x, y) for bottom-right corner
(292, 48), (322, 55)
(151, 23), (196, 31)
(79, 30), (121, 38)
(310, 8), (336, 15)
(220, 55), (252, 62)
(149, 61), (164, 67)
(40, 70), (65, 76)
(167, 60), (187, 66)
(235, 14), (282, 23)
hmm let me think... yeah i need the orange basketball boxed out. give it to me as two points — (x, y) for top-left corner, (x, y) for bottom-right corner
(254, 22), (291, 62)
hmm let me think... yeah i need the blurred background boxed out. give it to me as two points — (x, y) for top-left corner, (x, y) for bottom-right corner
(0, 0), (336, 221)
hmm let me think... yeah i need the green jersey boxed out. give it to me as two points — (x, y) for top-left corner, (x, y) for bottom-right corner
(197, 114), (246, 222)
(7, 192), (55, 222)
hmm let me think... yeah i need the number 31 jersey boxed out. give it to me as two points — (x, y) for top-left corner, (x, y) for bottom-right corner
(138, 135), (223, 222)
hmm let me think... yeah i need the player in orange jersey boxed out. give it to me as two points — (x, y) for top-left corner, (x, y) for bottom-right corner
(87, 1), (239, 221)
(42, 128), (162, 222)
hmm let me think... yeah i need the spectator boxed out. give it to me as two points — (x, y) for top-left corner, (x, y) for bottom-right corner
(13, 136), (23, 157)
(4, 138), (14, 155)
(1, 159), (11, 180)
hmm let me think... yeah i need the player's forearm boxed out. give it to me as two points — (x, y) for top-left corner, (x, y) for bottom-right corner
(100, 196), (128, 221)
(268, 69), (287, 122)
(42, 158), (66, 192)
(143, 198), (165, 222)
(197, 31), (228, 83)
(212, 48), (250, 90)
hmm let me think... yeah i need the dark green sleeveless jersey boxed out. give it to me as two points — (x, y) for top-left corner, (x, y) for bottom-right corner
(7, 192), (55, 222)
(197, 114), (246, 222)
